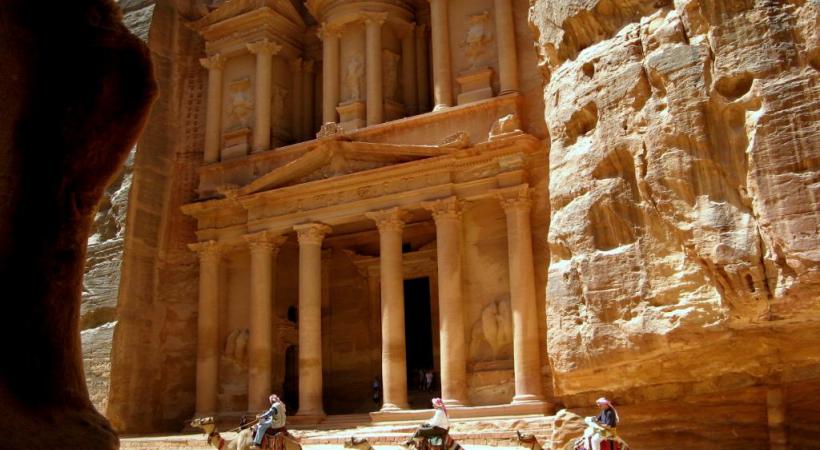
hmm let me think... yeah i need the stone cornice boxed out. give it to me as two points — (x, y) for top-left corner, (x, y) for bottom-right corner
(181, 133), (540, 223)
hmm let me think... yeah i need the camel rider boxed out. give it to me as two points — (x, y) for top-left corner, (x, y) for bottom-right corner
(583, 397), (620, 450)
(252, 394), (286, 449)
(404, 398), (450, 446)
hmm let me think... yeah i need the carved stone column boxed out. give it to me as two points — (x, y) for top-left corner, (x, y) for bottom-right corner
(247, 40), (281, 153)
(290, 58), (304, 141)
(321, 24), (341, 124)
(401, 25), (418, 116)
(428, 0), (453, 110)
(200, 54), (226, 163)
(493, 0), (519, 93)
(499, 188), (544, 403)
(244, 231), (287, 412)
(302, 61), (315, 140)
(415, 25), (431, 112)
(188, 240), (222, 415)
(366, 208), (411, 410)
(767, 385), (788, 450)
(422, 198), (467, 406)
(365, 13), (387, 126)
(295, 223), (332, 418)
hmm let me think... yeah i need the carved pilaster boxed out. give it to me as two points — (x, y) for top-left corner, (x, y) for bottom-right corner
(199, 54), (226, 71)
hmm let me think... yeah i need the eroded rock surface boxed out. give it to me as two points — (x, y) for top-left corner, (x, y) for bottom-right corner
(80, 0), (156, 414)
(530, 0), (819, 447)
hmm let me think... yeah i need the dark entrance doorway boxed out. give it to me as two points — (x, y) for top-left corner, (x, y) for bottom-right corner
(283, 345), (298, 413)
(403, 277), (436, 408)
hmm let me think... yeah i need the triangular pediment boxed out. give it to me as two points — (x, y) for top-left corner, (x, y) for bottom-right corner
(221, 138), (464, 198)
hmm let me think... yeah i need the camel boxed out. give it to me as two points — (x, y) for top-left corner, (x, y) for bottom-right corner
(343, 436), (373, 450)
(191, 417), (302, 450)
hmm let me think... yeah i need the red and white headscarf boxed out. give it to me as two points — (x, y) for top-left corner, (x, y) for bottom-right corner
(595, 397), (619, 423)
(432, 397), (447, 415)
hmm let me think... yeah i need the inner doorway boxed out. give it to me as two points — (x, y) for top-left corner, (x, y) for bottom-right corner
(403, 277), (437, 408)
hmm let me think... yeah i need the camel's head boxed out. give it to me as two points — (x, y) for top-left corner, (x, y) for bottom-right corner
(191, 416), (216, 435)
(344, 436), (371, 449)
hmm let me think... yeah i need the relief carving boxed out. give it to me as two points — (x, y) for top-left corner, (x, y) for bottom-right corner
(383, 50), (400, 101)
(227, 77), (253, 129)
(345, 56), (364, 101)
(271, 84), (288, 125)
(462, 11), (493, 69)
(469, 300), (513, 362)
(223, 328), (249, 366)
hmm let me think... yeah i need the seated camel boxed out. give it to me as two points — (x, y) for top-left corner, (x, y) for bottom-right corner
(191, 417), (302, 450)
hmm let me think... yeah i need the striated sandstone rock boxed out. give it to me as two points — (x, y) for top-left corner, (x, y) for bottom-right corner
(80, 0), (156, 414)
(530, 0), (819, 447)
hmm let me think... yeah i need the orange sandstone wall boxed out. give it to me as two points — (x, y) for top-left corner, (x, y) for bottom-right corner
(528, 0), (820, 447)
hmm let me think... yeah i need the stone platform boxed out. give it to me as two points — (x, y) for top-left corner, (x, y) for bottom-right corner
(121, 414), (554, 450)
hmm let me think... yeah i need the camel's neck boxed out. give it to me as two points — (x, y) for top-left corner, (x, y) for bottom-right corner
(208, 431), (224, 449)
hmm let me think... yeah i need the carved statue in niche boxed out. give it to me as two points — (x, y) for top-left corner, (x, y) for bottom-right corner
(227, 77), (253, 129)
(462, 11), (493, 69)
(271, 84), (288, 125)
(469, 300), (513, 362)
(223, 328), (249, 366)
(383, 50), (400, 101)
(345, 56), (364, 101)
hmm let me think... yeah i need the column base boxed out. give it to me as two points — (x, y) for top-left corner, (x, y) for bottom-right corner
(442, 398), (467, 407)
(512, 394), (545, 404)
(380, 402), (410, 411)
(433, 103), (450, 112)
(290, 412), (326, 426)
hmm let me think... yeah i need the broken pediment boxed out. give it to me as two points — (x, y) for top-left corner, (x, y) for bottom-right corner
(220, 139), (459, 198)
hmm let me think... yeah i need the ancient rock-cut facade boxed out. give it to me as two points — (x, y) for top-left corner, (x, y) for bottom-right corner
(103, 0), (820, 447)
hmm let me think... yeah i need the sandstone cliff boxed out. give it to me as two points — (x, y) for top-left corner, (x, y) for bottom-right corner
(529, 0), (819, 447)
(81, 0), (156, 414)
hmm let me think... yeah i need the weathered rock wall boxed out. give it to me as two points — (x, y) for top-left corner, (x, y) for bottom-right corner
(529, 0), (819, 447)
(80, 0), (157, 414)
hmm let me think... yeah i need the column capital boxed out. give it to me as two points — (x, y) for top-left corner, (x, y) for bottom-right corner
(295, 223), (332, 245)
(364, 11), (388, 27)
(244, 230), (287, 253)
(188, 240), (223, 260)
(366, 207), (412, 233)
(246, 39), (282, 56)
(199, 54), (226, 71)
(422, 197), (465, 221)
(319, 22), (342, 40)
(497, 186), (532, 213)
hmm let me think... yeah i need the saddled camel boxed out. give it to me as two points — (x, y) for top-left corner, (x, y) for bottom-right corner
(191, 417), (302, 450)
